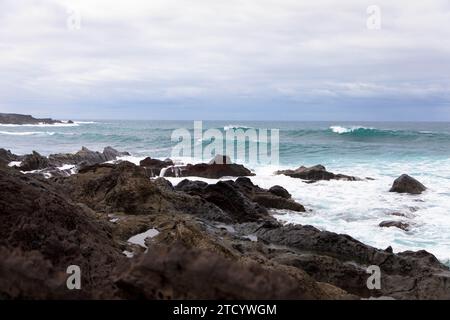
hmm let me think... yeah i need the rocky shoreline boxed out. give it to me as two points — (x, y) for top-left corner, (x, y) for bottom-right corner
(0, 147), (449, 300)
(0, 113), (73, 125)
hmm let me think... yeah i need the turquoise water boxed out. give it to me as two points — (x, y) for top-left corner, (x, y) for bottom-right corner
(2, 120), (450, 264)
(2, 120), (450, 164)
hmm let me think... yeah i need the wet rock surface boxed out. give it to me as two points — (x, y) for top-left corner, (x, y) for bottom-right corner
(379, 220), (411, 231)
(114, 243), (351, 300)
(390, 174), (427, 195)
(163, 156), (254, 178)
(9, 146), (129, 176)
(276, 164), (360, 181)
(48, 146), (130, 168)
(19, 151), (50, 171)
(139, 157), (174, 177)
(175, 177), (305, 222)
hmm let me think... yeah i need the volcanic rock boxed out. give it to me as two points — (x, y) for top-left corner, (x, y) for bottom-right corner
(389, 174), (426, 195)
(0, 148), (22, 167)
(0, 166), (124, 295)
(379, 220), (410, 231)
(176, 178), (305, 221)
(276, 164), (359, 181)
(19, 151), (49, 171)
(0, 113), (70, 125)
(114, 243), (349, 300)
(163, 156), (254, 178)
(53, 161), (230, 222)
(139, 157), (174, 177)
(48, 146), (129, 168)
(269, 185), (292, 199)
(236, 222), (450, 299)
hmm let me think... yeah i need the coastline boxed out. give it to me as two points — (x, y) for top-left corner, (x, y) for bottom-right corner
(1, 145), (450, 299)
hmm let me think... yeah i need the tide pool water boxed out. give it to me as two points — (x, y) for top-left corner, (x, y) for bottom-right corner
(1, 120), (450, 264)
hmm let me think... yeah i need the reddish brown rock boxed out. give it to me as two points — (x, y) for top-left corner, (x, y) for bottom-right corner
(276, 164), (359, 181)
(390, 174), (426, 195)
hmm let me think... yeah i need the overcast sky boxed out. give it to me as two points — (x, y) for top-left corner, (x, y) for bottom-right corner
(0, 0), (450, 120)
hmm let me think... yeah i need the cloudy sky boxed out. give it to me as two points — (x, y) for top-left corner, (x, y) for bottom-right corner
(1, 0), (450, 120)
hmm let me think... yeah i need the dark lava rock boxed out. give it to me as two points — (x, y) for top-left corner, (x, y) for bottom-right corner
(175, 177), (305, 221)
(0, 246), (70, 299)
(114, 243), (342, 300)
(102, 146), (130, 161)
(0, 113), (67, 125)
(276, 164), (359, 181)
(0, 148), (22, 167)
(19, 151), (49, 171)
(175, 179), (208, 193)
(269, 185), (291, 199)
(176, 179), (267, 223)
(53, 161), (230, 222)
(182, 163), (254, 179)
(379, 220), (410, 231)
(49, 146), (129, 168)
(0, 166), (124, 296)
(139, 157), (174, 177)
(163, 156), (254, 178)
(234, 177), (305, 212)
(389, 174), (426, 195)
(237, 222), (450, 299)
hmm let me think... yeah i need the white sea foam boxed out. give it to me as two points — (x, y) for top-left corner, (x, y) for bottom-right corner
(127, 228), (160, 248)
(0, 122), (79, 127)
(0, 131), (56, 136)
(8, 161), (22, 167)
(74, 121), (97, 124)
(329, 125), (371, 134)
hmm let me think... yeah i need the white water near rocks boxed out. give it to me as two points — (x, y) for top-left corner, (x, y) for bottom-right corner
(165, 159), (450, 266)
(159, 166), (169, 177)
(3, 120), (450, 266)
(127, 228), (160, 248)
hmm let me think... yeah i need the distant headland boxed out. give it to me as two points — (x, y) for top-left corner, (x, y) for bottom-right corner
(0, 113), (73, 125)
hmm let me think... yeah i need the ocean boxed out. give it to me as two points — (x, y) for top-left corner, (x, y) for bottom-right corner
(1, 120), (450, 265)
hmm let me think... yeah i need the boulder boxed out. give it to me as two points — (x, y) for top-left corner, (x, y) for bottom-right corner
(102, 146), (130, 161)
(19, 151), (49, 171)
(164, 156), (254, 179)
(0, 246), (72, 299)
(269, 185), (292, 199)
(175, 177), (305, 219)
(175, 179), (270, 222)
(379, 220), (410, 231)
(389, 174), (426, 195)
(276, 164), (359, 181)
(178, 163), (254, 179)
(234, 177), (305, 212)
(139, 157), (174, 177)
(48, 146), (129, 168)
